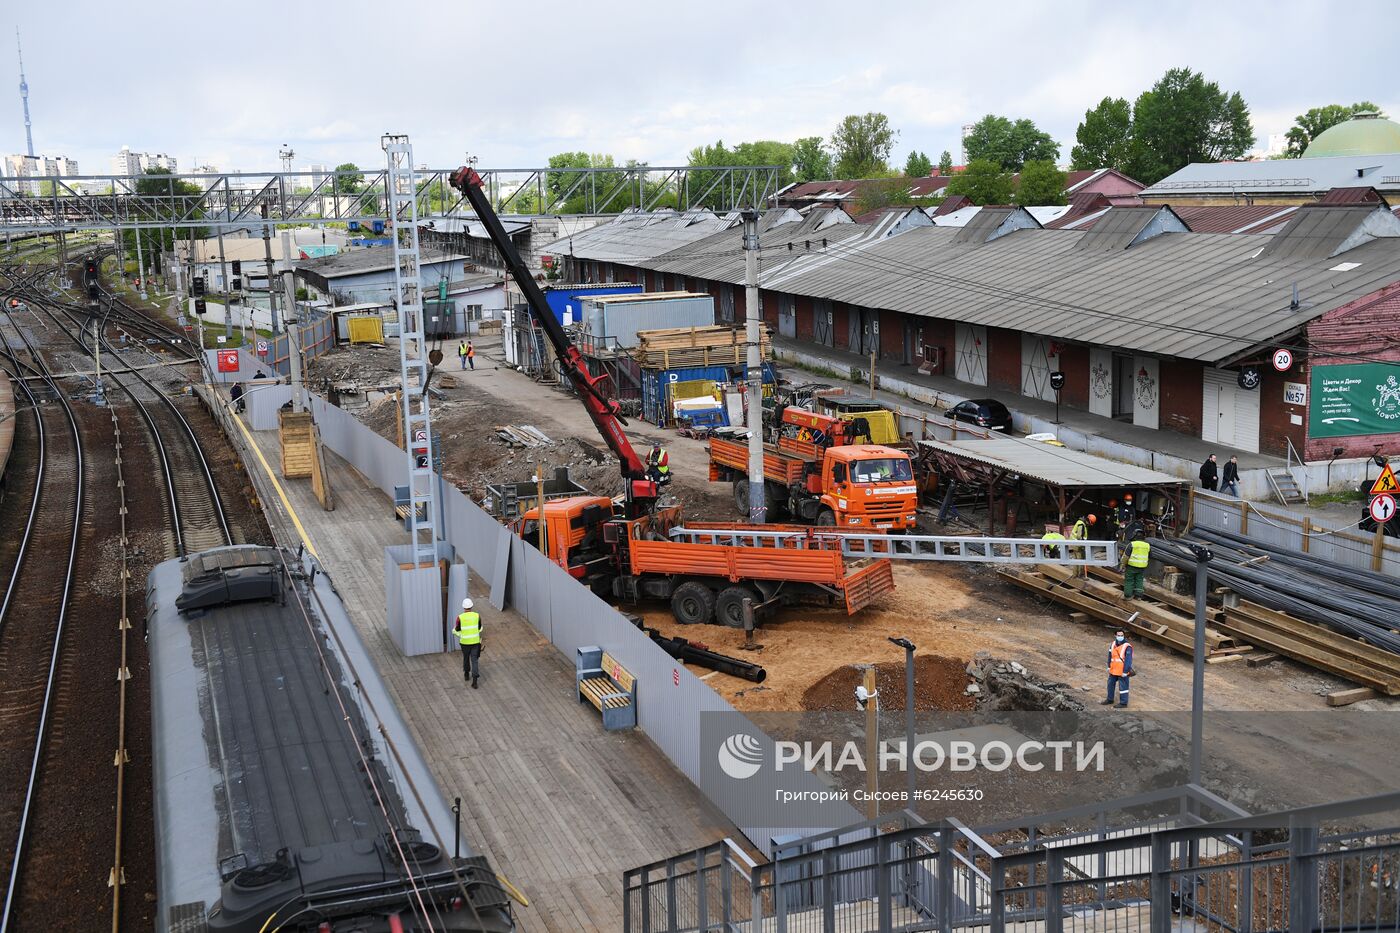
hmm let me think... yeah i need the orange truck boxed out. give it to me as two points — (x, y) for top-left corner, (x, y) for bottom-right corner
(513, 495), (895, 625)
(708, 408), (920, 530)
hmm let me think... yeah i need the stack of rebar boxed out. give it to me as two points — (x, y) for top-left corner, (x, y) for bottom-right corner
(1149, 529), (1400, 693)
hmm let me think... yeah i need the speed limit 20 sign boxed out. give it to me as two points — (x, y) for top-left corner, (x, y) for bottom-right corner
(1272, 348), (1293, 372)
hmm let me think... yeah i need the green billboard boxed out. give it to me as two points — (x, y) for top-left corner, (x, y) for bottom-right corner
(1309, 363), (1400, 438)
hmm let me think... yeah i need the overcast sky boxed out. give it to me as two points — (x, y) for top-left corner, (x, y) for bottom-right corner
(5, 0), (1396, 176)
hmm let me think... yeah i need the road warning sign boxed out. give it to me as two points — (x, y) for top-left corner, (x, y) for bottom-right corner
(1369, 493), (1396, 525)
(1370, 463), (1399, 496)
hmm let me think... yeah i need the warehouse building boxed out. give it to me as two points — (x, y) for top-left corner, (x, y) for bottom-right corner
(295, 247), (506, 325)
(568, 196), (1400, 464)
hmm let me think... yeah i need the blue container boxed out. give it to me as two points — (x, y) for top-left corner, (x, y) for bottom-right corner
(641, 363), (777, 426)
(543, 282), (641, 326)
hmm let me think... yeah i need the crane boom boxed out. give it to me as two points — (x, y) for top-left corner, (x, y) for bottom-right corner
(448, 166), (657, 515)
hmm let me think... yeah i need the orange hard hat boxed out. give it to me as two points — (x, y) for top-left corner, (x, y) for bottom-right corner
(1087, 514), (1097, 524)
(1108, 499), (1118, 507)
(1124, 494), (1133, 502)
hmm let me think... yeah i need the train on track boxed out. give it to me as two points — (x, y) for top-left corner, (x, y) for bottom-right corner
(147, 545), (514, 932)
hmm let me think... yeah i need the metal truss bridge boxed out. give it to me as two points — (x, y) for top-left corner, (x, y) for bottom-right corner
(0, 164), (782, 234)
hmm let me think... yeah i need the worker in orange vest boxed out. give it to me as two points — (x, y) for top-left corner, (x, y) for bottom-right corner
(1100, 630), (1135, 708)
(466, 341), (476, 370)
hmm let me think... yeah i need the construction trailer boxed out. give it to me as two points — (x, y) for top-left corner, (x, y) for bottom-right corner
(918, 435), (1190, 535)
(580, 291), (715, 352)
(543, 282), (641, 325)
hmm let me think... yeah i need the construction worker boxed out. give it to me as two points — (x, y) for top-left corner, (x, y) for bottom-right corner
(1117, 495), (1135, 527)
(647, 443), (670, 484)
(1040, 528), (1066, 557)
(1070, 513), (1096, 542)
(466, 341), (476, 370)
(457, 340), (468, 370)
(1122, 530), (1151, 599)
(229, 381), (245, 413)
(453, 598), (482, 688)
(1101, 630), (1135, 708)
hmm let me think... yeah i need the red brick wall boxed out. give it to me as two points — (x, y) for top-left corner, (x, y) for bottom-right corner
(795, 294), (814, 340)
(1058, 344), (1090, 409)
(833, 302), (850, 350)
(987, 327), (1020, 393)
(760, 289), (779, 328)
(1305, 283), (1400, 459)
(879, 310), (904, 359)
(1159, 359), (1203, 438)
(921, 319), (954, 373)
(1259, 367), (1306, 457)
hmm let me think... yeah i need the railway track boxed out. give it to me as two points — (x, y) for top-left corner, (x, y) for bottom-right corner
(0, 326), (84, 933)
(2, 268), (230, 554)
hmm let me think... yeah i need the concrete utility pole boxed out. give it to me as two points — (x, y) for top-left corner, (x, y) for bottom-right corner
(262, 204), (279, 334)
(281, 231), (303, 412)
(217, 228), (231, 340)
(1189, 544), (1212, 786)
(742, 209), (765, 523)
(889, 637), (917, 807)
(135, 229), (147, 300)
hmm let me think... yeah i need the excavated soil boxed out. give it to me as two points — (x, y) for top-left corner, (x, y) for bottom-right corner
(800, 655), (975, 712)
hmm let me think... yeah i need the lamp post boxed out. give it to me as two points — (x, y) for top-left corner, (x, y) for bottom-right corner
(1187, 543), (1212, 786)
(889, 637), (917, 808)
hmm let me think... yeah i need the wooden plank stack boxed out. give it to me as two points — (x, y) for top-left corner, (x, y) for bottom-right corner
(1215, 599), (1400, 695)
(633, 325), (772, 370)
(998, 563), (1249, 659)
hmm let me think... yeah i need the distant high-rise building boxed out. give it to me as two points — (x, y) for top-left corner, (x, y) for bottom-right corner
(305, 163), (326, 185)
(16, 29), (34, 158)
(960, 124), (974, 166)
(111, 146), (178, 176)
(4, 153), (79, 193)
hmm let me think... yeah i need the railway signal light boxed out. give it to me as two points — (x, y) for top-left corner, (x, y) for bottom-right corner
(231, 260), (242, 275)
(85, 258), (99, 280)
(193, 276), (205, 296)
(232, 277), (242, 292)
(194, 298), (207, 314)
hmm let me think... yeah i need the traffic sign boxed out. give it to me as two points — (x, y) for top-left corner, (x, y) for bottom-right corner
(256, 339), (269, 356)
(1370, 463), (1399, 495)
(413, 429), (428, 444)
(1272, 348), (1293, 372)
(1369, 493), (1396, 525)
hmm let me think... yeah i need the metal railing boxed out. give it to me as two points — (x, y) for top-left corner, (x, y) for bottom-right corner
(624, 790), (1400, 932)
(1285, 435), (1310, 504)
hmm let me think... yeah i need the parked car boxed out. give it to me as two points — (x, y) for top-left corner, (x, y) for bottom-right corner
(943, 398), (1013, 431)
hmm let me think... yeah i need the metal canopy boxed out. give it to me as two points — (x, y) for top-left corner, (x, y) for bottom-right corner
(0, 163), (782, 235)
(918, 437), (1188, 489)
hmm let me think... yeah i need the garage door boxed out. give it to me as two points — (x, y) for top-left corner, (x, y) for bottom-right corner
(719, 285), (734, 323)
(955, 324), (987, 386)
(778, 293), (796, 338)
(1202, 368), (1260, 453)
(813, 299), (834, 346)
(848, 307), (878, 356)
(1020, 334), (1060, 402)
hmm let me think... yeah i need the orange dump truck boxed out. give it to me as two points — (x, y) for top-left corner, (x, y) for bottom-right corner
(709, 414), (920, 530)
(514, 495), (895, 625)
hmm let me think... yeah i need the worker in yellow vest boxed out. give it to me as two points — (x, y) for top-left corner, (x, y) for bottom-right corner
(453, 598), (483, 688)
(1122, 530), (1151, 599)
(1100, 630), (1135, 708)
(1040, 529), (1066, 558)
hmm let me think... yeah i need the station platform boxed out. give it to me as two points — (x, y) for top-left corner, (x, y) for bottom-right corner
(237, 417), (743, 930)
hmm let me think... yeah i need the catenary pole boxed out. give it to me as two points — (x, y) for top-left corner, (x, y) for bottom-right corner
(742, 209), (765, 523)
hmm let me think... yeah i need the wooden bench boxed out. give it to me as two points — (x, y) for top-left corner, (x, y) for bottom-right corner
(576, 646), (637, 731)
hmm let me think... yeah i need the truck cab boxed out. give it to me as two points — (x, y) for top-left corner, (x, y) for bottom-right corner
(819, 445), (919, 529)
(514, 495), (617, 575)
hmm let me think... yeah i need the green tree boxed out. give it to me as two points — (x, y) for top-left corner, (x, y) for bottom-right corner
(937, 150), (953, 175)
(944, 158), (1015, 205)
(545, 151), (615, 212)
(963, 115), (1059, 171)
(332, 162), (364, 194)
(854, 176), (916, 214)
(1283, 101), (1385, 157)
(1071, 96), (1134, 171)
(792, 136), (833, 181)
(904, 150), (933, 177)
(1015, 159), (1068, 206)
(122, 167), (205, 259)
(830, 112), (897, 178)
(1127, 67), (1254, 184)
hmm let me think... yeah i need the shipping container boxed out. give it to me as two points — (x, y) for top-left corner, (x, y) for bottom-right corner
(543, 282), (641, 325)
(582, 292), (715, 352)
(641, 362), (777, 426)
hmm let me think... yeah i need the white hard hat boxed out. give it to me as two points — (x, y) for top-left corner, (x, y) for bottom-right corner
(461, 598), (474, 611)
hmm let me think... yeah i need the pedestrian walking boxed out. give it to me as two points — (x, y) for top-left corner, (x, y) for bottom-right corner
(1199, 454), (1219, 491)
(230, 381), (245, 413)
(453, 598), (482, 688)
(1100, 630), (1135, 708)
(466, 341), (476, 370)
(457, 340), (468, 370)
(1121, 530), (1150, 598)
(1220, 455), (1240, 497)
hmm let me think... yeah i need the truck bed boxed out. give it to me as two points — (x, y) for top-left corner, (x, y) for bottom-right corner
(709, 435), (807, 485)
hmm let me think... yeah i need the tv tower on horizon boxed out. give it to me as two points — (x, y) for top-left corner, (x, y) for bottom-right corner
(17, 28), (34, 157)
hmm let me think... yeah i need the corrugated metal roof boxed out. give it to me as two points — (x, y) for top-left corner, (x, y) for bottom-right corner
(919, 436), (1188, 488)
(583, 290), (710, 305)
(1143, 153), (1400, 196)
(1259, 205), (1396, 260)
(541, 207), (739, 263)
(645, 208), (864, 286)
(421, 214), (532, 237)
(1318, 185), (1390, 207)
(1070, 206), (1188, 252)
(1173, 204), (1298, 234)
(668, 214), (1400, 364)
(297, 245), (474, 279)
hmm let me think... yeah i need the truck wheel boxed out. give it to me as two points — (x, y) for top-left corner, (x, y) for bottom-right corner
(816, 508), (837, 526)
(733, 480), (750, 516)
(715, 585), (759, 628)
(671, 582), (716, 625)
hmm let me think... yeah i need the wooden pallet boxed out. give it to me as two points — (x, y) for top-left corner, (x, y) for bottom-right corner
(279, 409), (315, 479)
